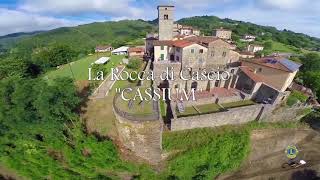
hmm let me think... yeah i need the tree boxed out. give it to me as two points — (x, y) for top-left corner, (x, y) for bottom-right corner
(263, 41), (272, 50)
(34, 77), (80, 122)
(302, 71), (320, 98)
(301, 53), (320, 72)
(48, 44), (76, 67)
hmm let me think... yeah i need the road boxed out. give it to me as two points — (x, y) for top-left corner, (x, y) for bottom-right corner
(217, 128), (320, 180)
(90, 66), (124, 99)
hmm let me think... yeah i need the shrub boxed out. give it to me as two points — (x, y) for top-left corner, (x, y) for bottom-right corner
(127, 59), (142, 70)
(287, 90), (308, 107)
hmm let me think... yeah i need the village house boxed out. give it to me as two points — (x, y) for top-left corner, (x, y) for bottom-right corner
(241, 57), (301, 92)
(95, 45), (113, 52)
(247, 44), (264, 53)
(128, 47), (145, 58)
(240, 34), (256, 42)
(213, 27), (232, 40)
(239, 51), (255, 59)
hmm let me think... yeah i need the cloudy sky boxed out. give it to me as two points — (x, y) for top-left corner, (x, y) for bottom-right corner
(0, 0), (319, 37)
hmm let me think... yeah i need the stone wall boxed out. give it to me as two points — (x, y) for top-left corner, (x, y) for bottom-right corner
(171, 104), (264, 131)
(114, 111), (163, 164)
(259, 105), (311, 123)
(113, 94), (162, 165)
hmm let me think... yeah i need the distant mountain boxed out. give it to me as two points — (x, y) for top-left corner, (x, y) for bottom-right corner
(2, 16), (320, 55)
(0, 31), (44, 51)
(9, 20), (155, 54)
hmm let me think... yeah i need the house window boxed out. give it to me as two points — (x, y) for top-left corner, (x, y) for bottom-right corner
(160, 54), (164, 60)
(258, 68), (262, 72)
(176, 48), (180, 52)
(231, 69), (235, 74)
(222, 51), (227, 57)
(164, 14), (169, 20)
(199, 49), (204, 54)
(191, 49), (195, 53)
(161, 46), (164, 50)
(211, 51), (215, 57)
(176, 56), (180, 61)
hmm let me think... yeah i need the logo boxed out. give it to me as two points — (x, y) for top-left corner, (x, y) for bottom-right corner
(285, 145), (299, 159)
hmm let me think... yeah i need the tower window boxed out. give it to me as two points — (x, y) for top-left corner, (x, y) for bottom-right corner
(164, 14), (169, 20)
(222, 51), (227, 57)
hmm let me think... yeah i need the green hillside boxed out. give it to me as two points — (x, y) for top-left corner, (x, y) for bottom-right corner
(177, 16), (320, 51)
(12, 20), (155, 54)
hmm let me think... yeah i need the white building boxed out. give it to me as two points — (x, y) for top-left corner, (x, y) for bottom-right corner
(94, 57), (110, 64)
(247, 44), (264, 53)
(240, 35), (256, 42)
(112, 46), (129, 55)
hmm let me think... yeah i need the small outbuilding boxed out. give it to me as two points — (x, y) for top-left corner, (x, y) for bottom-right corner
(112, 46), (129, 55)
(128, 47), (145, 58)
(95, 45), (113, 53)
(94, 57), (110, 65)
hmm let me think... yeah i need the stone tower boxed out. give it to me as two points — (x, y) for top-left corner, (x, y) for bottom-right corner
(158, 5), (174, 40)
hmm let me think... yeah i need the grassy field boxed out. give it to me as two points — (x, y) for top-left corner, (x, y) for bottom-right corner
(269, 41), (299, 53)
(161, 121), (307, 179)
(44, 52), (124, 82)
(83, 61), (153, 137)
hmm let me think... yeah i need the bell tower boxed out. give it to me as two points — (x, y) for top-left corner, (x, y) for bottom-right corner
(158, 5), (174, 40)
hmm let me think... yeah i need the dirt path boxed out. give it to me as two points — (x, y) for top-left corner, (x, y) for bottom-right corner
(90, 66), (124, 99)
(218, 128), (320, 180)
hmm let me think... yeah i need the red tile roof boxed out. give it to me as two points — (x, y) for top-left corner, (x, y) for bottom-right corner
(240, 66), (276, 89)
(128, 47), (144, 53)
(172, 40), (195, 48)
(239, 66), (264, 83)
(184, 36), (219, 44)
(153, 40), (175, 46)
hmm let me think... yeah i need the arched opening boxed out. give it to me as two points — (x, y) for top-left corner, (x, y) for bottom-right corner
(191, 81), (198, 90)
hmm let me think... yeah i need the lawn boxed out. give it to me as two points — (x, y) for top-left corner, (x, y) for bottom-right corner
(222, 100), (255, 109)
(269, 41), (299, 53)
(176, 106), (199, 117)
(177, 100), (255, 118)
(44, 52), (124, 82)
(197, 103), (223, 114)
(114, 86), (154, 116)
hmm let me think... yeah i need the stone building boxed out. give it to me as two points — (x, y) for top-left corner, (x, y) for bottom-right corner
(158, 5), (174, 40)
(213, 27), (232, 40)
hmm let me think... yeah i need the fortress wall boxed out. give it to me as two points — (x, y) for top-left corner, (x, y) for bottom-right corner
(113, 108), (163, 164)
(171, 104), (263, 131)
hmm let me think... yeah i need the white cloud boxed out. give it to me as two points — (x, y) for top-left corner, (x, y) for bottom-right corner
(159, 0), (232, 10)
(213, 4), (320, 37)
(257, 0), (305, 10)
(19, 0), (143, 18)
(0, 8), (85, 36)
